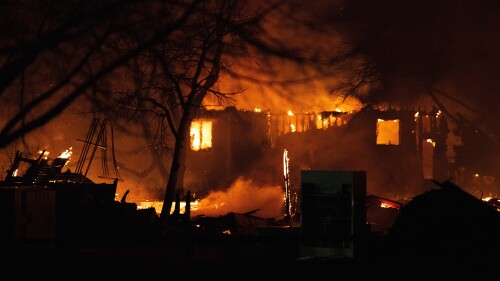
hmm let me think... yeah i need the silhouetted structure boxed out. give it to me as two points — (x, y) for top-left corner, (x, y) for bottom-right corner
(387, 180), (500, 279)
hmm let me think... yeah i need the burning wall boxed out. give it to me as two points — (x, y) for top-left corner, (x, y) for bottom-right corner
(185, 105), (458, 204)
(275, 107), (425, 199)
(184, 107), (272, 195)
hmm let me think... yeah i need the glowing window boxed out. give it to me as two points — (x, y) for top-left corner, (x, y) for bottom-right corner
(190, 120), (212, 151)
(376, 119), (400, 145)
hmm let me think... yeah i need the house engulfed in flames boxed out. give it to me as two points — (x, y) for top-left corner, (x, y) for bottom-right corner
(183, 104), (497, 202)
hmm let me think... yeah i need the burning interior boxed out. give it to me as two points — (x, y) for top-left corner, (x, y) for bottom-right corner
(190, 120), (213, 151)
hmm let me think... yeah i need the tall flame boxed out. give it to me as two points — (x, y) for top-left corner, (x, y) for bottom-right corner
(190, 121), (212, 151)
(283, 149), (291, 217)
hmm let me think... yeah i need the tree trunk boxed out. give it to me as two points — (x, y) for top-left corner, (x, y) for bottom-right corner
(160, 113), (192, 220)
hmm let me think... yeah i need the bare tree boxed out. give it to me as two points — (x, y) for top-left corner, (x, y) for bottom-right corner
(0, 0), (201, 148)
(334, 0), (500, 132)
(0, 0), (354, 220)
(98, 0), (354, 220)
(102, 0), (251, 219)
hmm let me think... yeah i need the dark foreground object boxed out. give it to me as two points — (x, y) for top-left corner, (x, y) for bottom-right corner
(2, 236), (368, 281)
(4, 180), (500, 281)
(387, 180), (500, 280)
(2, 230), (499, 281)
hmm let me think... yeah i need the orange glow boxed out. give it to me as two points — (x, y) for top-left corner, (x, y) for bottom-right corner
(58, 147), (73, 160)
(422, 139), (435, 179)
(376, 119), (400, 145)
(38, 150), (49, 160)
(317, 115), (323, 129)
(283, 149), (291, 216)
(137, 200), (200, 215)
(426, 138), (436, 147)
(283, 149), (289, 179)
(380, 202), (395, 209)
(190, 120), (212, 151)
(190, 177), (284, 218)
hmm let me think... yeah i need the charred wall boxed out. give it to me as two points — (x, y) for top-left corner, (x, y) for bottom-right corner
(452, 117), (500, 194)
(184, 107), (271, 195)
(184, 106), (458, 200)
(275, 107), (424, 198)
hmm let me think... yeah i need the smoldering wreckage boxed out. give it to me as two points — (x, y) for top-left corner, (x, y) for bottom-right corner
(2, 105), (500, 279)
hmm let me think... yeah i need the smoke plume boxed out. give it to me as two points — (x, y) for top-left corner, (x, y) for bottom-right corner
(192, 177), (284, 219)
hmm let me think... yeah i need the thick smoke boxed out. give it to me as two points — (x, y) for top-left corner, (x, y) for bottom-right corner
(337, 0), (500, 135)
(191, 177), (284, 219)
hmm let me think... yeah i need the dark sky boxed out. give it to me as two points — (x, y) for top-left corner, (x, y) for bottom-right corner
(332, 0), (500, 131)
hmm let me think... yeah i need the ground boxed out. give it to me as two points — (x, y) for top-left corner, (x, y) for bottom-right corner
(2, 233), (497, 281)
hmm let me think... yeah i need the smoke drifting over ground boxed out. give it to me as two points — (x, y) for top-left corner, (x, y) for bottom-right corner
(192, 177), (284, 219)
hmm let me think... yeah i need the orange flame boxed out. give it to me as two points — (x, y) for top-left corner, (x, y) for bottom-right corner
(58, 147), (73, 159)
(190, 120), (212, 151)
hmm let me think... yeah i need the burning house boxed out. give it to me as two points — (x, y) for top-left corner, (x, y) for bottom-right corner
(3, 102), (497, 243)
(184, 104), (500, 237)
(185, 105), (452, 203)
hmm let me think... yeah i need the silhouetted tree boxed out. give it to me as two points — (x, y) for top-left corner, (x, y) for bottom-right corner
(334, 0), (500, 141)
(0, 0), (201, 148)
(97, 0), (354, 220)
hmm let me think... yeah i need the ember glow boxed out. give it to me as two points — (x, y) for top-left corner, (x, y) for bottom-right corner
(190, 120), (212, 151)
(380, 202), (398, 209)
(426, 138), (436, 147)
